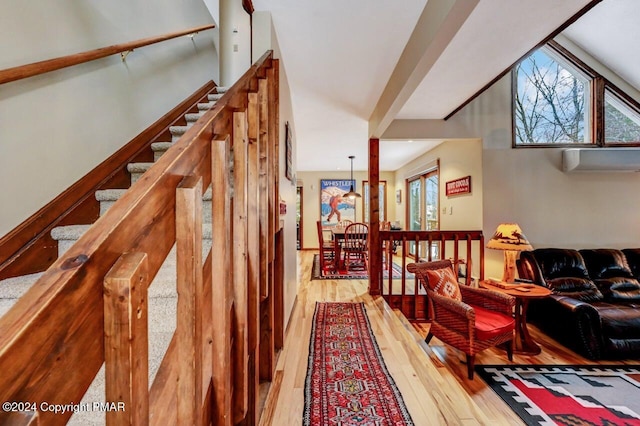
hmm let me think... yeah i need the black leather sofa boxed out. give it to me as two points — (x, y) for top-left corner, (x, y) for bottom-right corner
(517, 248), (640, 360)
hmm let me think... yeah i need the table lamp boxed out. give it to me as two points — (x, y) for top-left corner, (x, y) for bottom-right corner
(486, 223), (533, 283)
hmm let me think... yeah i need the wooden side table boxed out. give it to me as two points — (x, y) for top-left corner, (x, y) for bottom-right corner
(480, 281), (552, 355)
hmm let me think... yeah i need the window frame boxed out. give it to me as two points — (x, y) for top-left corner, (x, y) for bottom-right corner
(512, 40), (640, 149)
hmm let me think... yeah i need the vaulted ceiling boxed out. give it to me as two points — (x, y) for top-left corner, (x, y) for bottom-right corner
(253, 0), (637, 172)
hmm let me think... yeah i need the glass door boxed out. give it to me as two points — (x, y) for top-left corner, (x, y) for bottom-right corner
(408, 178), (422, 257)
(406, 168), (439, 259)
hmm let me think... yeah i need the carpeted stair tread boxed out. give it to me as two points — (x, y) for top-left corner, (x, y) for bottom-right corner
(215, 86), (228, 93)
(51, 224), (91, 241)
(169, 126), (187, 143)
(151, 142), (173, 161)
(127, 162), (154, 173)
(197, 101), (215, 111)
(94, 189), (127, 201)
(207, 94), (223, 101)
(185, 112), (204, 123)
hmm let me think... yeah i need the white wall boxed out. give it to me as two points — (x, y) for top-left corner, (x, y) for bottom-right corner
(394, 139), (483, 231)
(0, 0), (219, 238)
(449, 76), (640, 277)
(219, 0), (251, 86)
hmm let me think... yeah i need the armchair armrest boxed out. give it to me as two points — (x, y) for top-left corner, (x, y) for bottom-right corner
(460, 286), (515, 317)
(426, 288), (475, 338)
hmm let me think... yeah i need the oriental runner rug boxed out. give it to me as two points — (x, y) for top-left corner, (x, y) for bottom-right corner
(476, 364), (640, 426)
(303, 302), (414, 425)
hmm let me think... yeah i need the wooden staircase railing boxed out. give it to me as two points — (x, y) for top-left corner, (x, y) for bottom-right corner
(0, 50), (282, 425)
(374, 230), (485, 321)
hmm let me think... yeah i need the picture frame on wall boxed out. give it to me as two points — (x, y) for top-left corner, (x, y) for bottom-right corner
(396, 189), (401, 204)
(285, 121), (294, 182)
(362, 181), (387, 223)
(320, 179), (356, 226)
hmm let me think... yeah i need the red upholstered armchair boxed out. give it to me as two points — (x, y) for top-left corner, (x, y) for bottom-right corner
(407, 260), (515, 379)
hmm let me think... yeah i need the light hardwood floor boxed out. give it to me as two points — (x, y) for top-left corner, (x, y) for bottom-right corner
(259, 251), (631, 425)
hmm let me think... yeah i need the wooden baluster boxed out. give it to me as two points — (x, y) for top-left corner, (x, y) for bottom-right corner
(211, 137), (232, 426)
(176, 176), (204, 425)
(104, 252), (149, 426)
(233, 111), (250, 423)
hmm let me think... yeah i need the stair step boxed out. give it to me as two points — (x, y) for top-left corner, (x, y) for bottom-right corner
(0, 272), (44, 317)
(169, 126), (188, 143)
(94, 185), (212, 219)
(51, 223), (213, 257)
(197, 101), (215, 111)
(151, 142), (173, 161)
(207, 94), (223, 102)
(215, 86), (228, 93)
(185, 112), (203, 124)
(94, 189), (127, 216)
(126, 162), (154, 184)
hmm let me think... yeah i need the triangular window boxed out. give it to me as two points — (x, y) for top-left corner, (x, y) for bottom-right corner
(514, 46), (591, 145)
(604, 89), (640, 143)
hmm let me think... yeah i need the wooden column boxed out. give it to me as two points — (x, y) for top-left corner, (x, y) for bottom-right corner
(104, 251), (149, 426)
(368, 138), (381, 296)
(211, 137), (233, 426)
(233, 112), (250, 423)
(176, 175), (204, 425)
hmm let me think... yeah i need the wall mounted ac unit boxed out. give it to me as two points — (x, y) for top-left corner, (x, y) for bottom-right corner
(562, 148), (640, 172)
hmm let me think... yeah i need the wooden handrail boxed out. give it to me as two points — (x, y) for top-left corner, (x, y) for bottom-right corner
(0, 50), (279, 425)
(0, 24), (215, 85)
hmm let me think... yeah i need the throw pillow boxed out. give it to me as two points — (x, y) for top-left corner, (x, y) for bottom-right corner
(423, 267), (462, 301)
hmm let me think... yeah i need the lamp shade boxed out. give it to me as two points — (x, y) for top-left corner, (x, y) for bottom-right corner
(486, 223), (533, 251)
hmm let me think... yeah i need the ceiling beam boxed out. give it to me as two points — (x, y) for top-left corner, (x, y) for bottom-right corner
(367, 0), (479, 138)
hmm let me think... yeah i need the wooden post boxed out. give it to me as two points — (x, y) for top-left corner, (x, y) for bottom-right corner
(233, 111), (250, 423)
(368, 138), (381, 295)
(211, 137), (233, 426)
(246, 91), (261, 425)
(104, 251), (149, 426)
(176, 175), (204, 425)
(270, 62), (285, 351)
(259, 77), (275, 381)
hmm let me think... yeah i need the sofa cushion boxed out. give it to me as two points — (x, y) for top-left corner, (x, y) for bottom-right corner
(579, 249), (640, 302)
(623, 249), (640, 280)
(592, 301), (640, 340)
(579, 249), (634, 279)
(533, 248), (591, 280)
(546, 277), (603, 302)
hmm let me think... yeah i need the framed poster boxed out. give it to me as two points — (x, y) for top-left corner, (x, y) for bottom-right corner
(320, 179), (356, 226)
(285, 122), (294, 182)
(362, 180), (386, 223)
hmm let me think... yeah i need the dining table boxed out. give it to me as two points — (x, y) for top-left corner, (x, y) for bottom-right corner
(325, 225), (368, 272)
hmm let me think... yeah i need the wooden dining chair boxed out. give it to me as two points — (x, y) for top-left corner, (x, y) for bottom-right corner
(342, 222), (369, 272)
(316, 220), (336, 275)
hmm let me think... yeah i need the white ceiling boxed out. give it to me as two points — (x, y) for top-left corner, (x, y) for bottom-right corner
(253, 0), (638, 172)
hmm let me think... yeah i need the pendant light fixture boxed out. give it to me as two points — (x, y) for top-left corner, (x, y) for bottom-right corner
(345, 155), (362, 199)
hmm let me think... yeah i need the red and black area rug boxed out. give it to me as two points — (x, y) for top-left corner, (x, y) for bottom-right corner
(311, 254), (410, 280)
(476, 364), (640, 426)
(304, 302), (414, 425)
